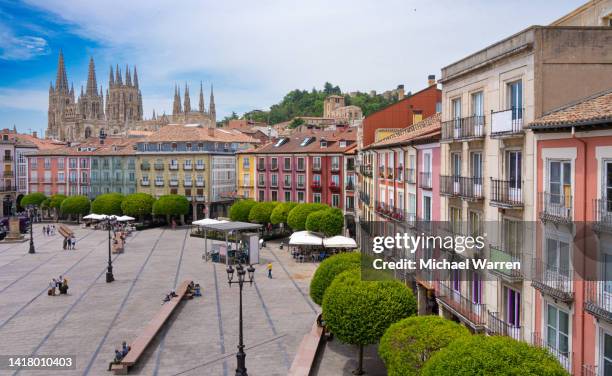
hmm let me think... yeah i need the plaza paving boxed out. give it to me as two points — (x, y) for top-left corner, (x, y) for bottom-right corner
(0, 224), (321, 376)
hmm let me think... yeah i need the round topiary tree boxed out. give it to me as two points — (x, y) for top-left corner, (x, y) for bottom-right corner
(421, 335), (569, 376)
(229, 199), (257, 222)
(309, 252), (361, 305)
(121, 193), (155, 222)
(48, 194), (67, 220)
(321, 208), (345, 236)
(248, 201), (278, 224)
(152, 194), (190, 224)
(20, 192), (47, 208)
(287, 203), (328, 231)
(91, 193), (124, 215)
(270, 202), (297, 225)
(379, 315), (470, 376)
(322, 269), (417, 375)
(60, 195), (91, 222)
(305, 209), (326, 233)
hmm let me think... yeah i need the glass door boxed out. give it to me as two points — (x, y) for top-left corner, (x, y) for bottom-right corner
(509, 80), (523, 126)
(548, 160), (571, 216)
(545, 236), (571, 292)
(471, 152), (482, 196)
(452, 98), (462, 138)
(452, 153), (461, 194)
(507, 151), (522, 202)
(471, 91), (484, 135)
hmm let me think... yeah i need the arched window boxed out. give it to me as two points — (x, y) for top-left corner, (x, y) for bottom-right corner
(84, 127), (92, 138)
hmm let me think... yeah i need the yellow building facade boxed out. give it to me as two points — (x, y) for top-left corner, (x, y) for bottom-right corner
(236, 153), (255, 199)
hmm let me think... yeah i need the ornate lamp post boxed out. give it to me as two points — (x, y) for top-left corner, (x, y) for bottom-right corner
(27, 204), (36, 254)
(226, 263), (255, 376)
(105, 216), (116, 283)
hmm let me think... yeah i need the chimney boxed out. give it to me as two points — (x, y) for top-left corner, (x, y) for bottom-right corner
(428, 74), (436, 87)
(32, 131), (38, 139)
(397, 84), (405, 100)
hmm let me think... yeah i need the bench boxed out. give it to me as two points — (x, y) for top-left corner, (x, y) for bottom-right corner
(58, 224), (74, 239)
(111, 280), (194, 374)
(288, 318), (325, 376)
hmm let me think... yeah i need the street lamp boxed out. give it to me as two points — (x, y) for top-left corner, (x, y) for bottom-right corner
(27, 204), (36, 254)
(105, 216), (116, 283)
(226, 263), (255, 376)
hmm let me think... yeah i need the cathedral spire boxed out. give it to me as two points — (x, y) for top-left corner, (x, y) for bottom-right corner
(109, 65), (114, 87)
(172, 84), (182, 115)
(55, 50), (69, 94)
(115, 64), (122, 85)
(133, 66), (139, 88)
(184, 83), (191, 113)
(209, 83), (216, 123)
(125, 64), (132, 86)
(199, 81), (205, 113)
(85, 57), (97, 96)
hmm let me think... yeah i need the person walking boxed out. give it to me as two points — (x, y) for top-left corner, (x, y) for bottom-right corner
(267, 262), (273, 279)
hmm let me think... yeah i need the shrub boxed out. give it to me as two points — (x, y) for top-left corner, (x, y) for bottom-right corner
(319, 208), (344, 236)
(20, 193), (47, 207)
(287, 203), (328, 231)
(248, 201), (279, 224)
(152, 194), (190, 216)
(60, 196), (91, 218)
(91, 193), (124, 215)
(379, 316), (470, 376)
(305, 209), (325, 232)
(121, 193), (156, 221)
(322, 269), (417, 374)
(309, 252), (361, 306)
(270, 202), (297, 225)
(229, 199), (257, 222)
(421, 335), (569, 376)
(49, 194), (67, 210)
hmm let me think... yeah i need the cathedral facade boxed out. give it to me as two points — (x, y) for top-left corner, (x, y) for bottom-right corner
(46, 51), (216, 142)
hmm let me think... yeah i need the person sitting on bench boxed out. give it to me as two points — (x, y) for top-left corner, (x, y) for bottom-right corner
(121, 341), (131, 357)
(107, 349), (123, 371)
(59, 278), (69, 294)
(194, 284), (202, 297)
(162, 290), (177, 304)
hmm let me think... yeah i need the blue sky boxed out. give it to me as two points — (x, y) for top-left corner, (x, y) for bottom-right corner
(0, 0), (587, 135)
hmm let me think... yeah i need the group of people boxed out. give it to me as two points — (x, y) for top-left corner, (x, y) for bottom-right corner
(161, 282), (202, 304)
(63, 236), (76, 250)
(107, 341), (131, 371)
(42, 225), (56, 236)
(48, 276), (69, 296)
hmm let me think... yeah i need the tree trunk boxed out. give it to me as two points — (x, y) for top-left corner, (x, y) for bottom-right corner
(353, 345), (365, 375)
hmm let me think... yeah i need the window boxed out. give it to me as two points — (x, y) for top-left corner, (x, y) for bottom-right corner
(297, 174), (305, 188)
(546, 235), (570, 278)
(331, 156), (340, 170)
(258, 173), (265, 186)
(508, 80), (523, 120)
(471, 152), (482, 195)
(57, 172), (65, 183)
(44, 171), (51, 182)
(283, 157), (291, 170)
(601, 332), (612, 375)
(471, 91), (484, 117)
(297, 191), (305, 203)
(451, 152), (461, 177)
(242, 158), (250, 169)
(271, 174), (278, 187)
(313, 157), (321, 170)
(271, 191), (278, 201)
(284, 174), (291, 187)
(450, 207), (462, 234)
(31, 158), (37, 168)
(546, 304), (569, 357)
(297, 157), (305, 170)
(258, 157), (265, 169)
(469, 211), (481, 237)
(469, 271), (482, 305)
(313, 193), (321, 203)
(44, 158), (51, 169)
(331, 175), (339, 186)
(332, 194), (339, 208)
(504, 286), (521, 328)
(548, 160), (571, 207)
(507, 151), (522, 194)
(80, 158), (88, 168)
(69, 158), (77, 168)
(271, 157), (278, 170)
(258, 190), (265, 201)
(284, 191), (291, 202)
(423, 195), (431, 221)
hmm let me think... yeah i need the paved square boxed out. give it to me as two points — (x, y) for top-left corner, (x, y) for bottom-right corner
(0, 224), (319, 376)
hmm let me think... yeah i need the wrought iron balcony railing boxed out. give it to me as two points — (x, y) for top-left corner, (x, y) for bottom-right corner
(437, 282), (487, 328)
(419, 172), (432, 189)
(585, 280), (612, 322)
(531, 258), (574, 302)
(594, 198), (612, 232)
(487, 311), (521, 340)
(440, 176), (483, 200)
(539, 192), (572, 223)
(441, 115), (486, 142)
(487, 244), (523, 281)
(490, 178), (523, 208)
(532, 332), (572, 373)
(405, 168), (415, 184)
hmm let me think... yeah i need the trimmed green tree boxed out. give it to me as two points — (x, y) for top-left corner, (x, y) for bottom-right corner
(48, 194), (67, 220)
(229, 199), (257, 222)
(121, 193), (156, 222)
(91, 193), (124, 215)
(152, 194), (190, 224)
(287, 203), (328, 231)
(270, 202), (297, 225)
(322, 269), (417, 375)
(309, 252), (361, 306)
(379, 316), (470, 376)
(421, 335), (569, 376)
(20, 192), (47, 207)
(60, 195), (91, 222)
(307, 207), (344, 236)
(247, 201), (279, 224)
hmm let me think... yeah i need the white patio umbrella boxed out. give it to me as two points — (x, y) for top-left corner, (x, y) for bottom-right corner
(323, 235), (357, 249)
(83, 213), (106, 220)
(289, 231), (323, 246)
(117, 215), (135, 222)
(192, 218), (228, 226)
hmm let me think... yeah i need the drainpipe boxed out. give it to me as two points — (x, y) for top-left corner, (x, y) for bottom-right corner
(572, 125), (587, 372)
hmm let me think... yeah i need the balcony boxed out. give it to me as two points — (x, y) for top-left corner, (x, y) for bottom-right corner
(387, 167), (394, 180)
(585, 281), (612, 322)
(258, 180), (266, 188)
(195, 180), (205, 187)
(345, 182), (355, 191)
(4, 156), (12, 162)
(140, 179), (150, 186)
(539, 192), (572, 224)
(359, 191), (370, 206)
(311, 182), (322, 191)
(487, 311), (521, 341)
(169, 164), (179, 170)
(331, 164), (340, 172)
(195, 164), (205, 171)
(240, 181), (253, 188)
(284, 181), (291, 189)
(270, 163), (279, 171)
(419, 172), (432, 189)
(312, 164), (322, 172)
(154, 163), (164, 171)
(329, 182), (341, 192)
(441, 115), (486, 142)
(440, 176), (484, 201)
(405, 168), (415, 184)
(183, 163), (192, 170)
(360, 165), (372, 178)
(594, 199), (612, 233)
(532, 332), (572, 373)
(184, 180), (193, 187)
(378, 167), (385, 179)
(490, 179), (523, 208)
(155, 180), (164, 187)
(488, 244), (523, 282)
(297, 182), (306, 190)
(169, 179), (179, 187)
(196, 195), (205, 202)
(531, 258), (574, 302)
(582, 365), (597, 376)
(437, 283), (487, 330)
(257, 164), (266, 171)
(491, 108), (524, 138)
(396, 166), (403, 181)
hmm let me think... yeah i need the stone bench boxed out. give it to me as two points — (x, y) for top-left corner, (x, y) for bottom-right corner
(288, 318), (325, 376)
(111, 280), (194, 374)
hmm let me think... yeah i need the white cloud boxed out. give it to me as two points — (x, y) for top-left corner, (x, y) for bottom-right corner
(22, 0), (585, 118)
(0, 23), (50, 60)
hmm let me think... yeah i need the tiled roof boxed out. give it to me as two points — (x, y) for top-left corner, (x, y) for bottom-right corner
(367, 113), (441, 149)
(242, 127), (357, 154)
(143, 124), (260, 143)
(32, 138), (137, 156)
(529, 90), (612, 129)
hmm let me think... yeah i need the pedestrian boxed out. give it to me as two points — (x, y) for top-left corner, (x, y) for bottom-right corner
(63, 238), (67, 250)
(48, 279), (56, 296)
(171, 219), (176, 229)
(267, 262), (273, 279)
(71, 237), (76, 249)
(42, 225), (47, 236)
(51, 225), (55, 235)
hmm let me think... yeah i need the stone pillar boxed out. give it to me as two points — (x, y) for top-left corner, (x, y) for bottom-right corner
(192, 202), (197, 221)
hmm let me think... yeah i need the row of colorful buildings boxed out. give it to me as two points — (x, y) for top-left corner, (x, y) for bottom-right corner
(355, 2), (612, 375)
